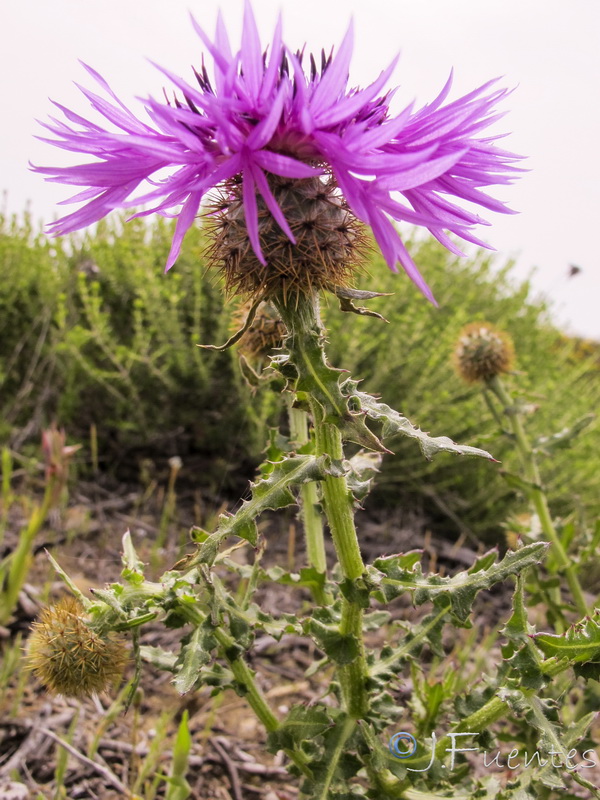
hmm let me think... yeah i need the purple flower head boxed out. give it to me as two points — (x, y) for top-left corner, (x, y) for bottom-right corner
(34, 2), (523, 303)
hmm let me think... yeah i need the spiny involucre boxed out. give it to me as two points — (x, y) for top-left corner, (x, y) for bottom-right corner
(27, 596), (128, 698)
(453, 321), (515, 383)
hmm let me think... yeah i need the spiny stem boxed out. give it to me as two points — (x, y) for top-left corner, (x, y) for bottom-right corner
(275, 292), (369, 720)
(213, 626), (312, 778)
(313, 420), (365, 581)
(213, 627), (278, 732)
(488, 376), (588, 617)
(287, 399), (332, 605)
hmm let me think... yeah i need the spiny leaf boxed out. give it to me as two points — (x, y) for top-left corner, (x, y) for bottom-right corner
(533, 613), (600, 664)
(197, 454), (327, 564)
(370, 603), (453, 681)
(121, 530), (145, 584)
(277, 313), (389, 453)
(333, 286), (391, 322)
(533, 413), (595, 455)
(166, 710), (192, 800)
(309, 714), (361, 799)
(267, 565), (327, 596)
(172, 622), (216, 694)
(499, 470), (542, 494)
(350, 389), (496, 461)
(139, 645), (177, 672)
(501, 693), (597, 791)
(371, 543), (548, 621)
(267, 705), (333, 752)
(307, 618), (360, 665)
(344, 449), (383, 503)
(501, 576), (546, 690)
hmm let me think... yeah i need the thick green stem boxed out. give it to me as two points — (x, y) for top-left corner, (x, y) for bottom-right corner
(314, 421), (365, 581)
(213, 627), (279, 732)
(274, 292), (369, 720)
(213, 626), (312, 779)
(287, 399), (332, 604)
(488, 376), (588, 617)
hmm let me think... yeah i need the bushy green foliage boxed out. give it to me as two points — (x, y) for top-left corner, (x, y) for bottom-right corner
(323, 242), (600, 539)
(1, 213), (598, 534)
(0, 212), (277, 484)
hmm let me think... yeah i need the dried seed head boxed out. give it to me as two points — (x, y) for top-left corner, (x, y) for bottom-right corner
(232, 301), (287, 361)
(206, 173), (368, 301)
(453, 322), (515, 383)
(27, 597), (127, 698)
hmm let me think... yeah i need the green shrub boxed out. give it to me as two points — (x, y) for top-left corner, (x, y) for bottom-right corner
(0, 212), (278, 486)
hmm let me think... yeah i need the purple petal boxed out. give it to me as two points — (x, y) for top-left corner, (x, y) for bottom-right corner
(259, 13), (283, 106)
(189, 13), (231, 76)
(375, 148), (468, 191)
(310, 21), (354, 118)
(242, 167), (266, 265)
(241, 0), (263, 104)
(254, 150), (322, 178)
(165, 190), (202, 270)
(251, 164), (296, 242)
(313, 54), (399, 128)
(247, 82), (287, 150)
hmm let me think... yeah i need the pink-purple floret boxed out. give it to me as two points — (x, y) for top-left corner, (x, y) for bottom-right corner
(33, 1), (523, 303)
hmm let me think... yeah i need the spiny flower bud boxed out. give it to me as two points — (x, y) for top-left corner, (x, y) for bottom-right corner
(233, 301), (287, 361)
(207, 173), (367, 300)
(27, 596), (128, 697)
(453, 322), (515, 383)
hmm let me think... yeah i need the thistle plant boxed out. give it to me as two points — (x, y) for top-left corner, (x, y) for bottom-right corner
(454, 322), (592, 623)
(30, 5), (600, 798)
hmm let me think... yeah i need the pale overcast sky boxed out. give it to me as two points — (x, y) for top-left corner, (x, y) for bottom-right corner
(2, 0), (599, 338)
